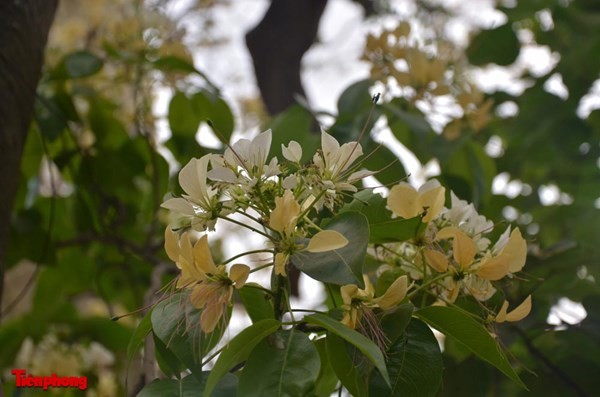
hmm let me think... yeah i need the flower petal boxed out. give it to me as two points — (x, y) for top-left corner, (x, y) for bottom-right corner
(504, 295), (532, 322)
(161, 197), (196, 216)
(164, 227), (179, 263)
(419, 183), (445, 222)
(306, 230), (348, 253)
(274, 252), (289, 276)
(387, 183), (420, 219)
(229, 264), (250, 288)
(341, 284), (359, 305)
(282, 141), (303, 163)
(476, 255), (510, 281)
(452, 230), (476, 269)
(424, 249), (449, 272)
(269, 190), (301, 234)
(496, 295), (532, 323)
(374, 275), (408, 310)
(503, 228), (527, 273)
(193, 235), (217, 274)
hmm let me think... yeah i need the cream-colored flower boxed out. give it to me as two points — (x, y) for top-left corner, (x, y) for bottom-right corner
(387, 180), (445, 222)
(269, 190), (301, 235)
(164, 227), (249, 332)
(341, 275), (408, 329)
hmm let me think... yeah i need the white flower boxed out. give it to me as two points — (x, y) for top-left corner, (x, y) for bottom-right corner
(443, 192), (493, 249)
(161, 154), (221, 231)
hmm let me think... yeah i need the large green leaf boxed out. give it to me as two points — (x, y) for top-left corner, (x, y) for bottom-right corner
(238, 330), (320, 396)
(137, 373), (237, 397)
(237, 284), (274, 323)
(362, 139), (407, 187)
(415, 306), (526, 389)
(304, 313), (391, 388)
(204, 319), (281, 397)
(342, 189), (424, 243)
(369, 318), (443, 397)
(169, 91), (201, 138)
(291, 212), (368, 288)
(127, 310), (152, 362)
(151, 293), (226, 380)
(313, 337), (339, 397)
(467, 23), (520, 66)
(192, 91), (234, 143)
(326, 333), (368, 397)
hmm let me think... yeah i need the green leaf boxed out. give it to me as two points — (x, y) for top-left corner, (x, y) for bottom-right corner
(151, 293), (226, 380)
(153, 332), (186, 379)
(127, 310), (152, 362)
(269, 105), (319, 163)
(415, 306), (527, 389)
(313, 338), (339, 397)
(53, 50), (103, 79)
(304, 313), (391, 388)
(379, 303), (415, 346)
(342, 190), (424, 243)
(237, 284), (274, 323)
(440, 140), (496, 207)
(291, 212), (368, 288)
(204, 319), (281, 397)
(326, 334), (368, 397)
(238, 330), (320, 396)
(192, 92), (234, 143)
(137, 373), (237, 397)
(169, 92), (202, 138)
(369, 318), (443, 397)
(467, 23), (520, 66)
(362, 140), (407, 187)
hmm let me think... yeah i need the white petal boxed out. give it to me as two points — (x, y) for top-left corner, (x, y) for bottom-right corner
(282, 141), (303, 163)
(251, 129), (272, 166)
(347, 169), (373, 183)
(320, 129), (340, 160)
(161, 198), (196, 216)
(207, 167), (237, 183)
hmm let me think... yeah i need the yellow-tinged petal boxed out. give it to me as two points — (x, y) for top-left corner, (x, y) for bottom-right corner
(189, 283), (220, 309)
(341, 284), (359, 306)
(199, 298), (225, 333)
(193, 235), (217, 274)
(269, 190), (300, 234)
(424, 249), (449, 272)
(164, 227), (179, 263)
(496, 295), (532, 323)
(274, 253), (288, 276)
(420, 185), (445, 222)
(229, 264), (250, 288)
(341, 307), (359, 329)
(476, 255), (510, 281)
(306, 230), (348, 253)
(452, 230), (476, 269)
(387, 183), (420, 219)
(436, 226), (460, 241)
(504, 228), (527, 273)
(374, 276), (408, 310)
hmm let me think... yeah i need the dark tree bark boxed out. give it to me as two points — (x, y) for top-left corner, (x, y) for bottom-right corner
(245, 0), (328, 116)
(0, 0), (58, 321)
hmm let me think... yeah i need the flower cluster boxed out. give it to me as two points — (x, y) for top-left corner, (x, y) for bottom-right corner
(161, 129), (531, 337)
(377, 180), (531, 322)
(162, 129), (366, 332)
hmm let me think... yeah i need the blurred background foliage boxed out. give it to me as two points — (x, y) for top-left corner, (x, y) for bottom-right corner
(1, 0), (599, 396)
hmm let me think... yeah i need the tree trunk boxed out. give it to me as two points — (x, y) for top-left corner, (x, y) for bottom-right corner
(0, 0), (58, 322)
(245, 0), (328, 116)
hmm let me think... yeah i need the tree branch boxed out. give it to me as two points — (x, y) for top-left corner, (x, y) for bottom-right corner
(0, 0), (58, 323)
